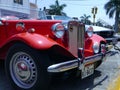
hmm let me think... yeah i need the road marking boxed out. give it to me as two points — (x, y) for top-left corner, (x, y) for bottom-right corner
(107, 73), (120, 90)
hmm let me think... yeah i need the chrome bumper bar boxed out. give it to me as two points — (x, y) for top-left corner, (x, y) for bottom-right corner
(47, 51), (112, 73)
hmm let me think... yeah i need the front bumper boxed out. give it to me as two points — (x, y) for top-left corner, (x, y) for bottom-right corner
(47, 51), (112, 73)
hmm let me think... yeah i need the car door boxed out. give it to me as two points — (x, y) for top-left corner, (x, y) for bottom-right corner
(0, 20), (7, 47)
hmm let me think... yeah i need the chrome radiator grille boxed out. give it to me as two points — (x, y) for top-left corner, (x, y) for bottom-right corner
(68, 21), (85, 56)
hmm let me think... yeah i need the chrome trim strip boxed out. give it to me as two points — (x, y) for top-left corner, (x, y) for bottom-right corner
(47, 59), (78, 72)
(84, 54), (102, 65)
(105, 37), (117, 41)
(47, 51), (112, 73)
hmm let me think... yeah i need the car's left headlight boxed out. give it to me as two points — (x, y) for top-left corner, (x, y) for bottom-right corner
(52, 23), (65, 38)
(93, 42), (99, 53)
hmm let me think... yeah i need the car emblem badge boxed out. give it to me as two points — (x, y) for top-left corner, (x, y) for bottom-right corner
(69, 26), (73, 32)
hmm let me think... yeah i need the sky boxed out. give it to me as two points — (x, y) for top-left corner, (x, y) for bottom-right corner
(30, 0), (115, 25)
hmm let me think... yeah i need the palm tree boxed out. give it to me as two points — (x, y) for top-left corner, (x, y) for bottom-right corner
(104, 0), (120, 32)
(80, 14), (91, 25)
(48, 0), (67, 16)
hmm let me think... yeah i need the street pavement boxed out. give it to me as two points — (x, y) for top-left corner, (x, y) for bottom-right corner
(0, 43), (120, 90)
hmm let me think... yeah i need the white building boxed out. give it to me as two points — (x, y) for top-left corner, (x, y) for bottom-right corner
(30, 3), (39, 19)
(0, 0), (30, 18)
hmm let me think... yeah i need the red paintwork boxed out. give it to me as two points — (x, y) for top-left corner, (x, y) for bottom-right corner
(0, 20), (65, 46)
(84, 34), (106, 57)
(91, 34), (106, 44)
(0, 19), (106, 60)
(84, 38), (94, 57)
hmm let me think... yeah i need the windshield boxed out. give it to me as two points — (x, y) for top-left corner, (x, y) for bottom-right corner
(46, 15), (71, 20)
(54, 16), (71, 20)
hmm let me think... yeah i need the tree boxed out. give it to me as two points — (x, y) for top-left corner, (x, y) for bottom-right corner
(96, 19), (113, 28)
(80, 14), (91, 25)
(48, 0), (67, 16)
(96, 20), (104, 27)
(104, 0), (120, 32)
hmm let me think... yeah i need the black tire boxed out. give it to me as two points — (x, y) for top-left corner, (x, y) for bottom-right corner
(5, 43), (51, 90)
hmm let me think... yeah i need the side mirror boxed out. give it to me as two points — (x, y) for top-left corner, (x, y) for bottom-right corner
(0, 21), (3, 26)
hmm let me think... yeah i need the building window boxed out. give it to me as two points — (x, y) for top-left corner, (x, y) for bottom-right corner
(14, 0), (23, 5)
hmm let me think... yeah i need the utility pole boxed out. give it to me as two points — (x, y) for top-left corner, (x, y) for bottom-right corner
(35, 0), (37, 5)
(91, 7), (98, 25)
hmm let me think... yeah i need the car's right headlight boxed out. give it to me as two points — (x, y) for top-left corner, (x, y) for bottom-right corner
(86, 26), (93, 37)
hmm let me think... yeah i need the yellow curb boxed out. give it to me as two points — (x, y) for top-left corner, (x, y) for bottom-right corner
(107, 73), (120, 90)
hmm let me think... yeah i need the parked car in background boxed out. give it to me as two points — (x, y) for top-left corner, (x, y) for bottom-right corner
(46, 15), (72, 20)
(114, 33), (120, 41)
(0, 16), (112, 90)
(85, 25), (118, 45)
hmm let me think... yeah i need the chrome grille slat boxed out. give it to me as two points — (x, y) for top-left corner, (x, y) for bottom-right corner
(68, 25), (78, 56)
(78, 26), (85, 48)
(68, 21), (85, 57)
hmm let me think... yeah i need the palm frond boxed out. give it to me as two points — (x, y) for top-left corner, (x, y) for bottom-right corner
(48, 0), (67, 15)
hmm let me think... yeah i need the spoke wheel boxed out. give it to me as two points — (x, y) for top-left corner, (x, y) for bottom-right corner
(5, 43), (51, 90)
(10, 52), (37, 89)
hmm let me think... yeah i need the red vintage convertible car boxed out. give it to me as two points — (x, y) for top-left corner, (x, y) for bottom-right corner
(0, 16), (112, 90)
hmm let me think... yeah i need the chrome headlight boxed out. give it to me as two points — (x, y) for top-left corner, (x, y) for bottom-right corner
(93, 42), (99, 53)
(52, 23), (65, 38)
(86, 26), (93, 37)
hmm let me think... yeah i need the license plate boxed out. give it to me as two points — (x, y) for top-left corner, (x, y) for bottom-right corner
(81, 64), (94, 79)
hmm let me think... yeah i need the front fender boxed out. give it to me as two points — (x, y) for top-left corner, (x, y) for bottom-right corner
(0, 32), (76, 60)
(90, 34), (106, 44)
(6, 33), (60, 50)
(84, 34), (106, 57)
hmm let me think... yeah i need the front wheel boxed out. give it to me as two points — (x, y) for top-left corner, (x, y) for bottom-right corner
(5, 43), (51, 90)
